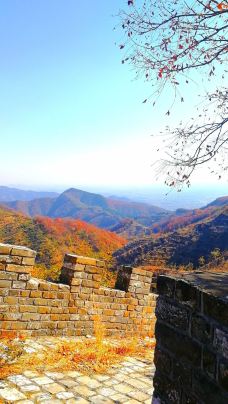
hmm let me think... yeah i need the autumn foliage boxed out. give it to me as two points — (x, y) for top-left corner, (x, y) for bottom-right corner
(0, 207), (126, 281)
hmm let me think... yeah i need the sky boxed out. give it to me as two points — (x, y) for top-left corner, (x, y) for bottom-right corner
(0, 0), (227, 194)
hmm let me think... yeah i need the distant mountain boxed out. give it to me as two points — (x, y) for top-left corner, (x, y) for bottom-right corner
(0, 186), (58, 202)
(204, 195), (228, 208)
(3, 187), (170, 230)
(114, 206), (228, 268)
(148, 196), (228, 235)
(7, 197), (54, 217)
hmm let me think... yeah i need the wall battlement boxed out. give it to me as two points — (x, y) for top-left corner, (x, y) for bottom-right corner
(0, 243), (157, 337)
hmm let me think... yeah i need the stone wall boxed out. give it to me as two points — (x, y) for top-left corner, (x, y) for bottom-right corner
(0, 243), (157, 337)
(153, 272), (228, 404)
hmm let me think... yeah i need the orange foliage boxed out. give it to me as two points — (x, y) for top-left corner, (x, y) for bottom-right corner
(0, 207), (127, 282)
(152, 207), (220, 235)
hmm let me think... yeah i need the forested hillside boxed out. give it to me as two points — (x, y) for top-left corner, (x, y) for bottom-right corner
(0, 206), (126, 281)
(114, 206), (228, 268)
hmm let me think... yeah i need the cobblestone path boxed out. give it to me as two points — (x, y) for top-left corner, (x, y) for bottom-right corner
(0, 338), (154, 403)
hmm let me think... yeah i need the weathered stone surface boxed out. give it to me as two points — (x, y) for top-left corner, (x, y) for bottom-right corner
(214, 328), (228, 360)
(156, 297), (189, 330)
(218, 360), (228, 392)
(191, 314), (211, 343)
(153, 374), (181, 404)
(155, 322), (201, 367)
(203, 294), (228, 327)
(0, 242), (156, 338)
(154, 272), (228, 404)
(6, 264), (31, 274)
(192, 370), (228, 404)
(156, 275), (175, 297)
(202, 348), (216, 379)
(10, 245), (36, 258)
(175, 280), (199, 308)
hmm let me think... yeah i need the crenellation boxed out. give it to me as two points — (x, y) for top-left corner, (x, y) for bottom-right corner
(0, 243), (157, 337)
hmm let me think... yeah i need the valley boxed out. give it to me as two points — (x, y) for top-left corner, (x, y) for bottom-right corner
(0, 185), (227, 281)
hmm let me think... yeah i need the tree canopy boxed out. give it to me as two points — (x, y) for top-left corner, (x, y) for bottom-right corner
(119, 0), (228, 188)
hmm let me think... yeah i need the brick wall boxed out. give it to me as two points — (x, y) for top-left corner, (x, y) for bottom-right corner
(153, 272), (228, 404)
(0, 243), (157, 337)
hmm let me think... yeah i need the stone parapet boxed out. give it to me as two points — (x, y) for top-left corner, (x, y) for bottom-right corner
(153, 272), (228, 404)
(0, 243), (157, 337)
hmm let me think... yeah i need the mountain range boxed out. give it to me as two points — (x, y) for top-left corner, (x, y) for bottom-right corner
(2, 187), (170, 230)
(0, 185), (227, 277)
(0, 186), (58, 202)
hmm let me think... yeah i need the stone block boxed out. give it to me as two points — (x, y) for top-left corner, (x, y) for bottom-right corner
(50, 283), (59, 290)
(34, 298), (49, 306)
(155, 322), (201, 367)
(70, 279), (81, 286)
(203, 294), (228, 327)
(11, 245), (36, 257)
(155, 297), (189, 331)
(18, 273), (30, 281)
(191, 314), (211, 344)
(0, 243), (12, 255)
(19, 305), (38, 313)
(20, 290), (30, 297)
(81, 280), (99, 288)
(70, 286), (81, 292)
(42, 291), (58, 299)
(38, 282), (51, 291)
(6, 264), (30, 274)
(85, 266), (100, 274)
(0, 255), (22, 264)
(64, 253), (104, 267)
(192, 370), (228, 404)
(22, 257), (35, 266)
(12, 281), (26, 289)
(93, 274), (102, 281)
(4, 296), (18, 304)
(26, 278), (39, 289)
(37, 306), (51, 314)
(30, 290), (42, 298)
(0, 280), (11, 288)
(22, 313), (40, 321)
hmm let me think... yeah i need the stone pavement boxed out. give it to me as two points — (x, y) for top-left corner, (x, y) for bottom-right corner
(0, 338), (155, 403)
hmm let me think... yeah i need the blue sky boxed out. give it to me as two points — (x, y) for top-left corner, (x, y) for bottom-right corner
(0, 0), (227, 193)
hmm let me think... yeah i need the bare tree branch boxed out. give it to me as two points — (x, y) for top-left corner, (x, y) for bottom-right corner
(118, 0), (228, 187)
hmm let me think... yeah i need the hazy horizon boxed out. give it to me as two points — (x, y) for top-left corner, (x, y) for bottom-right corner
(1, 182), (227, 211)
